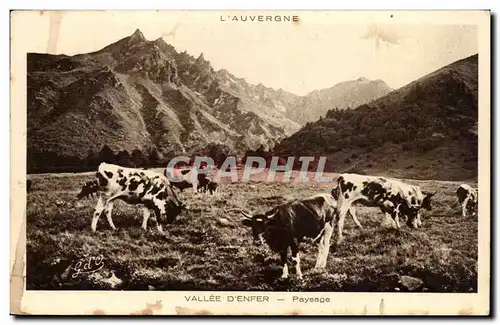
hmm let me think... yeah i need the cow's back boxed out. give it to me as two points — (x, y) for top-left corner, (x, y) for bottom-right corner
(457, 184), (475, 203)
(286, 194), (335, 239)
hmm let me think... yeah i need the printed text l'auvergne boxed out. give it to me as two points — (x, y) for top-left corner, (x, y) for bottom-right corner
(220, 15), (299, 23)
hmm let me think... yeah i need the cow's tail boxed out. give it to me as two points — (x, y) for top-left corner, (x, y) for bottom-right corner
(331, 185), (340, 200)
(331, 176), (343, 200)
(311, 227), (326, 244)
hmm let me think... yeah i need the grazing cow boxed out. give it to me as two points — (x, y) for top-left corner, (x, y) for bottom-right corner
(456, 184), (478, 217)
(90, 163), (187, 233)
(26, 179), (32, 193)
(77, 180), (99, 200)
(165, 166), (199, 194)
(240, 193), (337, 279)
(196, 174), (219, 195)
(333, 173), (435, 245)
(165, 166), (217, 195)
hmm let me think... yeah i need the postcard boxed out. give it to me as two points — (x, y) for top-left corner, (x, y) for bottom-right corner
(10, 10), (490, 315)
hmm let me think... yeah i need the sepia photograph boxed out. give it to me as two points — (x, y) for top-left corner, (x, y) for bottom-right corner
(10, 10), (490, 315)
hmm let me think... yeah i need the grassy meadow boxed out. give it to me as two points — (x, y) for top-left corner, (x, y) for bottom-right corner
(26, 170), (478, 292)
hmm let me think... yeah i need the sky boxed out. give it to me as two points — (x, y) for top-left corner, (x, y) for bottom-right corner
(16, 11), (479, 95)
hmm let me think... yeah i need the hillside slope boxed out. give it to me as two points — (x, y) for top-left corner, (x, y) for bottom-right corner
(275, 54), (479, 181)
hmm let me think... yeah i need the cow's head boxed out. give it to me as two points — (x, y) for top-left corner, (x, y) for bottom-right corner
(421, 191), (436, 211)
(164, 199), (188, 223)
(76, 181), (97, 200)
(157, 185), (188, 223)
(467, 197), (478, 217)
(240, 210), (268, 246)
(398, 202), (419, 229)
(401, 191), (436, 228)
(76, 187), (88, 200)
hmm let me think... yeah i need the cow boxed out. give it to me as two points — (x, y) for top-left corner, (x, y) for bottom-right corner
(77, 180), (99, 200)
(165, 166), (199, 194)
(90, 162), (187, 233)
(196, 173), (218, 194)
(239, 193), (337, 280)
(333, 173), (436, 245)
(456, 184), (478, 217)
(165, 166), (218, 195)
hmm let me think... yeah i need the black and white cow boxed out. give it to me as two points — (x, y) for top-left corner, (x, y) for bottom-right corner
(240, 193), (337, 279)
(90, 163), (187, 233)
(333, 173), (435, 245)
(456, 184), (478, 217)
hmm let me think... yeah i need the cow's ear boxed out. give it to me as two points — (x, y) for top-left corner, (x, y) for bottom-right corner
(242, 218), (252, 227)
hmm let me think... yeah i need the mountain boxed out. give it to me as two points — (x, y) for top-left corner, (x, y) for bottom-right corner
(275, 54), (479, 181)
(215, 69), (300, 132)
(286, 77), (392, 124)
(27, 29), (302, 171)
(216, 69), (392, 125)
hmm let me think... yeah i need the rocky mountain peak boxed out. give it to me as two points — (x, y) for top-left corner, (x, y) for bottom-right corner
(130, 29), (146, 43)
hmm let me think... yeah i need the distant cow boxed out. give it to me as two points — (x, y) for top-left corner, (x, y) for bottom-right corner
(240, 193), (337, 279)
(26, 179), (32, 193)
(456, 184), (478, 217)
(197, 176), (219, 195)
(77, 180), (99, 200)
(333, 173), (435, 245)
(90, 163), (187, 233)
(165, 166), (217, 195)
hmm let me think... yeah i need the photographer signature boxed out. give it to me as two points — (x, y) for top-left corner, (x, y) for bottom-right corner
(71, 254), (105, 278)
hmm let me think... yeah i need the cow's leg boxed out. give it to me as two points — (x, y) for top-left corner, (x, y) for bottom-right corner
(389, 210), (402, 229)
(461, 198), (469, 217)
(348, 208), (363, 229)
(416, 212), (423, 227)
(336, 203), (350, 245)
(290, 241), (303, 279)
(105, 202), (117, 230)
(141, 207), (151, 231)
(320, 222), (334, 268)
(151, 209), (164, 234)
(91, 197), (106, 232)
(280, 250), (289, 279)
(395, 215), (401, 229)
(385, 212), (396, 228)
(314, 233), (326, 269)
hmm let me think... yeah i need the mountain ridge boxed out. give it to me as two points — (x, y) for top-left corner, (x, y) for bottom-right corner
(27, 30), (299, 171)
(27, 29), (393, 172)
